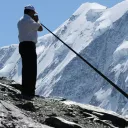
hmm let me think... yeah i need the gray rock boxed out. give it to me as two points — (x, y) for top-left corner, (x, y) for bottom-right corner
(45, 116), (83, 128)
(0, 100), (53, 128)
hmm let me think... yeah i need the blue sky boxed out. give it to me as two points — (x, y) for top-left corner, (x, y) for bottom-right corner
(0, 0), (123, 47)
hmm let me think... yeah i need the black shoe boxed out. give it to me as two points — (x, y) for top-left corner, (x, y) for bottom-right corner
(21, 94), (35, 100)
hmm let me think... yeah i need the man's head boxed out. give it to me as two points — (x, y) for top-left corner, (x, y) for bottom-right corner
(24, 5), (37, 17)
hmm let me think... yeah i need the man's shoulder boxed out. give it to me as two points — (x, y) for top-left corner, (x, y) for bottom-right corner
(17, 16), (23, 23)
(17, 17), (26, 28)
(18, 16), (30, 24)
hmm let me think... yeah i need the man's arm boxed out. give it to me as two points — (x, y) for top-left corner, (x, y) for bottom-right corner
(32, 15), (43, 31)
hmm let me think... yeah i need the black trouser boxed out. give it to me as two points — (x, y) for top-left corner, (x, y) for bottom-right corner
(19, 41), (37, 96)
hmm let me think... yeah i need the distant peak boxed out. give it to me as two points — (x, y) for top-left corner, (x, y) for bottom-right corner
(73, 2), (106, 15)
(82, 2), (106, 9)
(0, 44), (18, 49)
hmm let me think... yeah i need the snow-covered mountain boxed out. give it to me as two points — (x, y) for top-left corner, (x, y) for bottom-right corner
(0, 1), (128, 116)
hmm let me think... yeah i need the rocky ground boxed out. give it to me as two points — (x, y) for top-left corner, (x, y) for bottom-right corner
(0, 77), (128, 128)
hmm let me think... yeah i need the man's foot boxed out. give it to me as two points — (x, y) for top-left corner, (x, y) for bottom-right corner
(21, 93), (35, 100)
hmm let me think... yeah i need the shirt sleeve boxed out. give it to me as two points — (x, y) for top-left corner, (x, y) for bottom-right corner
(28, 18), (41, 31)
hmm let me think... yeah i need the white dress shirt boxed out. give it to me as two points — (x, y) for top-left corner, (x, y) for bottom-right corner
(17, 14), (40, 43)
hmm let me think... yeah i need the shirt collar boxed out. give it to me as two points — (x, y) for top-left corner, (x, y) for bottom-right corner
(24, 14), (32, 19)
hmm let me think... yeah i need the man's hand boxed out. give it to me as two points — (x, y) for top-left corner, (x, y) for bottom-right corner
(32, 14), (43, 31)
(32, 15), (39, 22)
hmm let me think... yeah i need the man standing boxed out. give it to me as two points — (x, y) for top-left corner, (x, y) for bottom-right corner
(17, 5), (43, 97)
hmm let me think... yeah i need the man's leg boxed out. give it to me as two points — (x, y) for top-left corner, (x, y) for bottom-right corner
(27, 44), (37, 96)
(19, 42), (37, 96)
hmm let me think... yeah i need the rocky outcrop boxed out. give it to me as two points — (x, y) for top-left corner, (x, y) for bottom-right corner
(0, 101), (52, 128)
(0, 77), (127, 128)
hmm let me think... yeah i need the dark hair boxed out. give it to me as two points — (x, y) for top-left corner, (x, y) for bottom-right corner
(24, 9), (31, 14)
